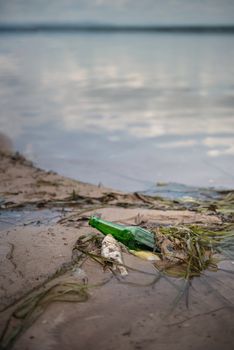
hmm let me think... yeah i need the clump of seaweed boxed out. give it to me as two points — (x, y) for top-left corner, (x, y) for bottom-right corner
(152, 224), (234, 279)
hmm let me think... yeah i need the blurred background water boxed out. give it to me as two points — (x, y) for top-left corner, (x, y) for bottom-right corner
(0, 32), (234, 192)
(0, 1), (234, 193)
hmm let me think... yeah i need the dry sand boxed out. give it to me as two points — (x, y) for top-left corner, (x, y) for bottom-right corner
(0, 150), (233, 350)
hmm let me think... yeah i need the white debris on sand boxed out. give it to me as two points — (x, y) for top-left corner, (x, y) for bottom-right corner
(101, 234), (128, 276)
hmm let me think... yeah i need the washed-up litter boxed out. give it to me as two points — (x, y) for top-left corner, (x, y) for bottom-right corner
(89, 215), (156, 250)
(129, 250), (161, 262)
(101, 234), (128, 276)
(89, 215), (234, 279)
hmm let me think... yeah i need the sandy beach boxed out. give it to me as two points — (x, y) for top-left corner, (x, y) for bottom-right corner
(0, 149), (233, 350)
(1, 2), (234, 349)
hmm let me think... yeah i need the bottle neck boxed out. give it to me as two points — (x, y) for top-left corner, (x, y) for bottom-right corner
(89, 216), (125, 235)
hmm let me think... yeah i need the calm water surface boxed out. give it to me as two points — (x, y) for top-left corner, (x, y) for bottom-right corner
(0, 33), (234, 192)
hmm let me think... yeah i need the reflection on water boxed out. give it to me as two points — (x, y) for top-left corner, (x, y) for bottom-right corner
(0, 33), (234, 191)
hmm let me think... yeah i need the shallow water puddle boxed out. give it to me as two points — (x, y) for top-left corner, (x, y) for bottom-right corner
(0, 208), (65, 230)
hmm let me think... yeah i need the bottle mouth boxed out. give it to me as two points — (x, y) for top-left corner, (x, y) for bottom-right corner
(89, 215), (97, 227)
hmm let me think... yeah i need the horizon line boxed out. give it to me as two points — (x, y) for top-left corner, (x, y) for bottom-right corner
(0, 23), (234, 34)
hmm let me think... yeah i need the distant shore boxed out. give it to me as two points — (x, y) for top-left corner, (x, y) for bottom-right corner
(1, 23), (234, 34)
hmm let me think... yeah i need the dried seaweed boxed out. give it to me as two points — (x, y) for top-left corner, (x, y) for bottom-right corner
(152, 224), (234, 279)
(0, 282), (89, 350)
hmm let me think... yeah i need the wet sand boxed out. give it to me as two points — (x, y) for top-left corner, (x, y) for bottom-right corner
(0, 150), (233, 350)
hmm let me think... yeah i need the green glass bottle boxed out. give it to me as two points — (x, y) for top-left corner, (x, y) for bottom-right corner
(89, 216), (156, 250)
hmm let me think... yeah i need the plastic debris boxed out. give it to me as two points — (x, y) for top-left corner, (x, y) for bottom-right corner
(101, 234), (128, 276)
(129, 250), (161, 262)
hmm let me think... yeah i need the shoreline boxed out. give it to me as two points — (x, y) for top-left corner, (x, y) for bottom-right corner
(0, 150), (233, 350)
